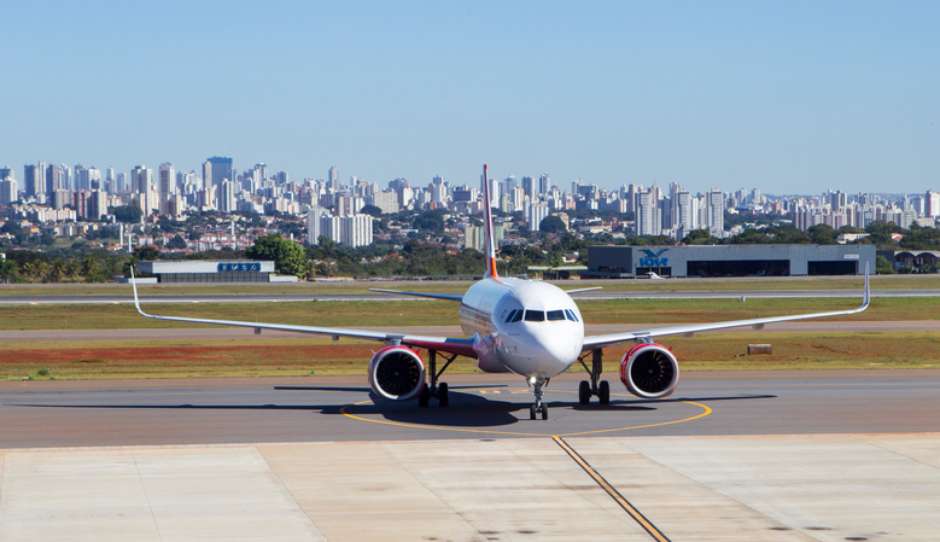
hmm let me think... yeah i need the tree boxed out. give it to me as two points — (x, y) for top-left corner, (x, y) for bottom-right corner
(682, 229), (721, 245)
(538, 215), (567, 234)
(246, 234), (307, 277)
(110, 205), (143, 223)
(876, 255), (895, 275)
(413, 210), (446, 233)
(167, 235), (187, 250)
(0, 259), (19, 283)
(865, 221), (902, 246)
(360, 204), (383, 217)
(134, 245), (161, 261)
(807, 224), (837, 245)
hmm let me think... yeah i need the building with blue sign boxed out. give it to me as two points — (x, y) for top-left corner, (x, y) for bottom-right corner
(138, 260), (281, 283)
(585, 244), (876, 278)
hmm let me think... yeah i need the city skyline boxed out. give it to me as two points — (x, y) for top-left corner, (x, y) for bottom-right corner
(2, 157), (939, 199)
(1, 2), (938, 193)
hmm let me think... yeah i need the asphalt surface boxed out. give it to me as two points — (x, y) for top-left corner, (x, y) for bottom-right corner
(0, 288), (928, 305)
(2, 370), (938, 448)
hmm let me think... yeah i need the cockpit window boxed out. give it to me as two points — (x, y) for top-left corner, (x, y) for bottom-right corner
(504, 310), (518, 323)
(565, 309), (579, 322)
(523, 310), (545, 322)
(546, 310), (566, 321)
(511, 310), (523, 322)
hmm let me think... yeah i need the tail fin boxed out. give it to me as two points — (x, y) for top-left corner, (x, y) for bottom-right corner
(481, 163), (499, 278)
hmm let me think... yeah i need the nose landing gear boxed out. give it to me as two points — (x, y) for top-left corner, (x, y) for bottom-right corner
(528, 378), (549, 420)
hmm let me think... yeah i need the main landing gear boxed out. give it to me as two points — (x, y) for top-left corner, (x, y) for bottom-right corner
(418, 349), (455, 408)
(529, 378), (549, 420)
(577, 349), (610, 406)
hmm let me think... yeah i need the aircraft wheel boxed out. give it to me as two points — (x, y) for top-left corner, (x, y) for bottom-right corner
(438, 382), (449, 407)
(599, 380), (610, 405)
(541, 405), (549, 420)
(578, 381), (591, 405)
(418, 384), (430, 408)
(529, 405), (536, 420)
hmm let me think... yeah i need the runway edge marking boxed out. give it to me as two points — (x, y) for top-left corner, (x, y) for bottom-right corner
(552, 435), (671, 542)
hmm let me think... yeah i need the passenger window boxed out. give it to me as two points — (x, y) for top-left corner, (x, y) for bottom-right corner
(547, 310), (565, 321)
(524, 310), (545, 322)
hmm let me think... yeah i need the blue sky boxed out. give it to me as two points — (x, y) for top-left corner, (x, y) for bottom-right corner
(1, 1), (937, 193)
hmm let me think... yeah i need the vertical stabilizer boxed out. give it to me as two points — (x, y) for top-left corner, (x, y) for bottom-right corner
(481, 163), (499, 278)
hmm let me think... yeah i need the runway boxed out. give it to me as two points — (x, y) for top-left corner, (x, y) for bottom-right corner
(0, 288), (931, 305)
(2, 370), (938, 448)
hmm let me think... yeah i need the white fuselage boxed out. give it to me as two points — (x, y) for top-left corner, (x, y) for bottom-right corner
(459, 278), (584, 381)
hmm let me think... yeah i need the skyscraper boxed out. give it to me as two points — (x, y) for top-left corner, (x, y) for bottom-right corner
(327, 166), (338, 191)
(206, 156), (234, 187)
(218, 179), (236, 212)
(158, 163), (176, 197)
(538, 174), (551, 196)
(45, 164), (65, 199)
(340, 214), (373, 247)
(675, 191), (693, 238)
(24, 162), (46, 198)
(0, 177), (17, 204)
(526, 202), (550, 231)
(521, 176), (536, 198)
(707, 189), (725, 237)
(635, 190), (661, 236)
(926, 191), (940, 218)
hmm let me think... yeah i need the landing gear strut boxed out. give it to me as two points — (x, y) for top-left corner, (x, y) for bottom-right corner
(578, 349), (610, 405)
(529, 378), (549, 420)
(419, 349), (455, 408)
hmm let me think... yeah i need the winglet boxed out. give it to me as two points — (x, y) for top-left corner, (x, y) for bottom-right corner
(862, 262), (870, 309)
(129, 266), (148, 317)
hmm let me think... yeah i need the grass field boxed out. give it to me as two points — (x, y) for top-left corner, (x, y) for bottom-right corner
(2, 294), (937, 380)
(2, 331), (937, 381)
(0, 273), (934, 297)
(0, 296), (933, 331)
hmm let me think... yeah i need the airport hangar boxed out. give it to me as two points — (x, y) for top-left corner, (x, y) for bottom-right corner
(583, 244), (876, 278)
(136, 260), (297, 283)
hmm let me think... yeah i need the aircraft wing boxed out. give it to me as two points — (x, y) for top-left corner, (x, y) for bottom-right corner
(370, 288), (463, 302)
(582, 268), (870, 350)
(564, 286), (603, 295)
(130, 272), (477, 357)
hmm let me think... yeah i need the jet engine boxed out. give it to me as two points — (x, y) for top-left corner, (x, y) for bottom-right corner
(368, 345), (426, 401)
(619, 343), (680, 399)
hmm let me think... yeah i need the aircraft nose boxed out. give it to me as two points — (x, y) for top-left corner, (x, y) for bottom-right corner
(532, 328), (581, 366)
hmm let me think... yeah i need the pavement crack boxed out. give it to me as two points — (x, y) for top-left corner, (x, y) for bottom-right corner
(132, 453), (164, 542)
(255, 446), (327, 540)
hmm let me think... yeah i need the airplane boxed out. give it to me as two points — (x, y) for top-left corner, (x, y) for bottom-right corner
(130, 164), (871, 420)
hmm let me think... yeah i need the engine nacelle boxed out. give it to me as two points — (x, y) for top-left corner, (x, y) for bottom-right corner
(620, 343), (680, 399)
(368, 345), (426, 401)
